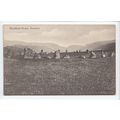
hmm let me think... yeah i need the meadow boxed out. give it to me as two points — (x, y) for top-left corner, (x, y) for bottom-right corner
(4, 57), (115, 95)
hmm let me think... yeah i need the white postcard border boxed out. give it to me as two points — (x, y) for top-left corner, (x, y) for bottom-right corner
(0, 21), (119, 99)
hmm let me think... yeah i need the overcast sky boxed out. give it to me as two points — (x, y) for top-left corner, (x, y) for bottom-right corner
(4, 24), (116, 47)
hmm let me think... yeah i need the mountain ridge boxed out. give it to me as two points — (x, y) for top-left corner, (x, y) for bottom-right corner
(4, 40), (115, 52)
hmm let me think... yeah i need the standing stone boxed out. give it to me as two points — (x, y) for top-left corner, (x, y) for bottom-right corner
(110, 51), (115, 57)
(101, 51), (106, 58)
(55, 50), (61, 59)
(90, 51), (96, 58)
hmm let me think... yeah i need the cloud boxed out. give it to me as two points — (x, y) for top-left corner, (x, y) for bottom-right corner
(4, 24), (116, 47)
(77, 28), (115, 46)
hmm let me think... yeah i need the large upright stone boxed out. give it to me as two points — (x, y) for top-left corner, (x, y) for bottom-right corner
(55, 50), (61, 59)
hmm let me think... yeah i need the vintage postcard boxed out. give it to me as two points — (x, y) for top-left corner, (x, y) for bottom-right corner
(0, 22), (119, 96)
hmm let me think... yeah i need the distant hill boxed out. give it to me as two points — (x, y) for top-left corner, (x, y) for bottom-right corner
(84, 40), (115, 51)
(4, 40), (115, 54)
(4, 40), (66, 52)
(67, 45), (84, 52)
(4, 46), (24, 58)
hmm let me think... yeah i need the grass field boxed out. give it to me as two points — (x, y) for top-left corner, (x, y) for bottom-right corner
(4, 57), (115, 95)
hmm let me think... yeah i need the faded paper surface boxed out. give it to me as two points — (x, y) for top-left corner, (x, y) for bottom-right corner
(3, 24), (116, 95)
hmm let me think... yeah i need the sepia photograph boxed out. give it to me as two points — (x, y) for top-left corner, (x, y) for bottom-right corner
(3, 23), (116, 95)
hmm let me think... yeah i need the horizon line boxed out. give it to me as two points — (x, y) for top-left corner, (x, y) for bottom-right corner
(4, 39), (115, 48)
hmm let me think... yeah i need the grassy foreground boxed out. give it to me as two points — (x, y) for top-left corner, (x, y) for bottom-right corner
(4, 57), (115, 95)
